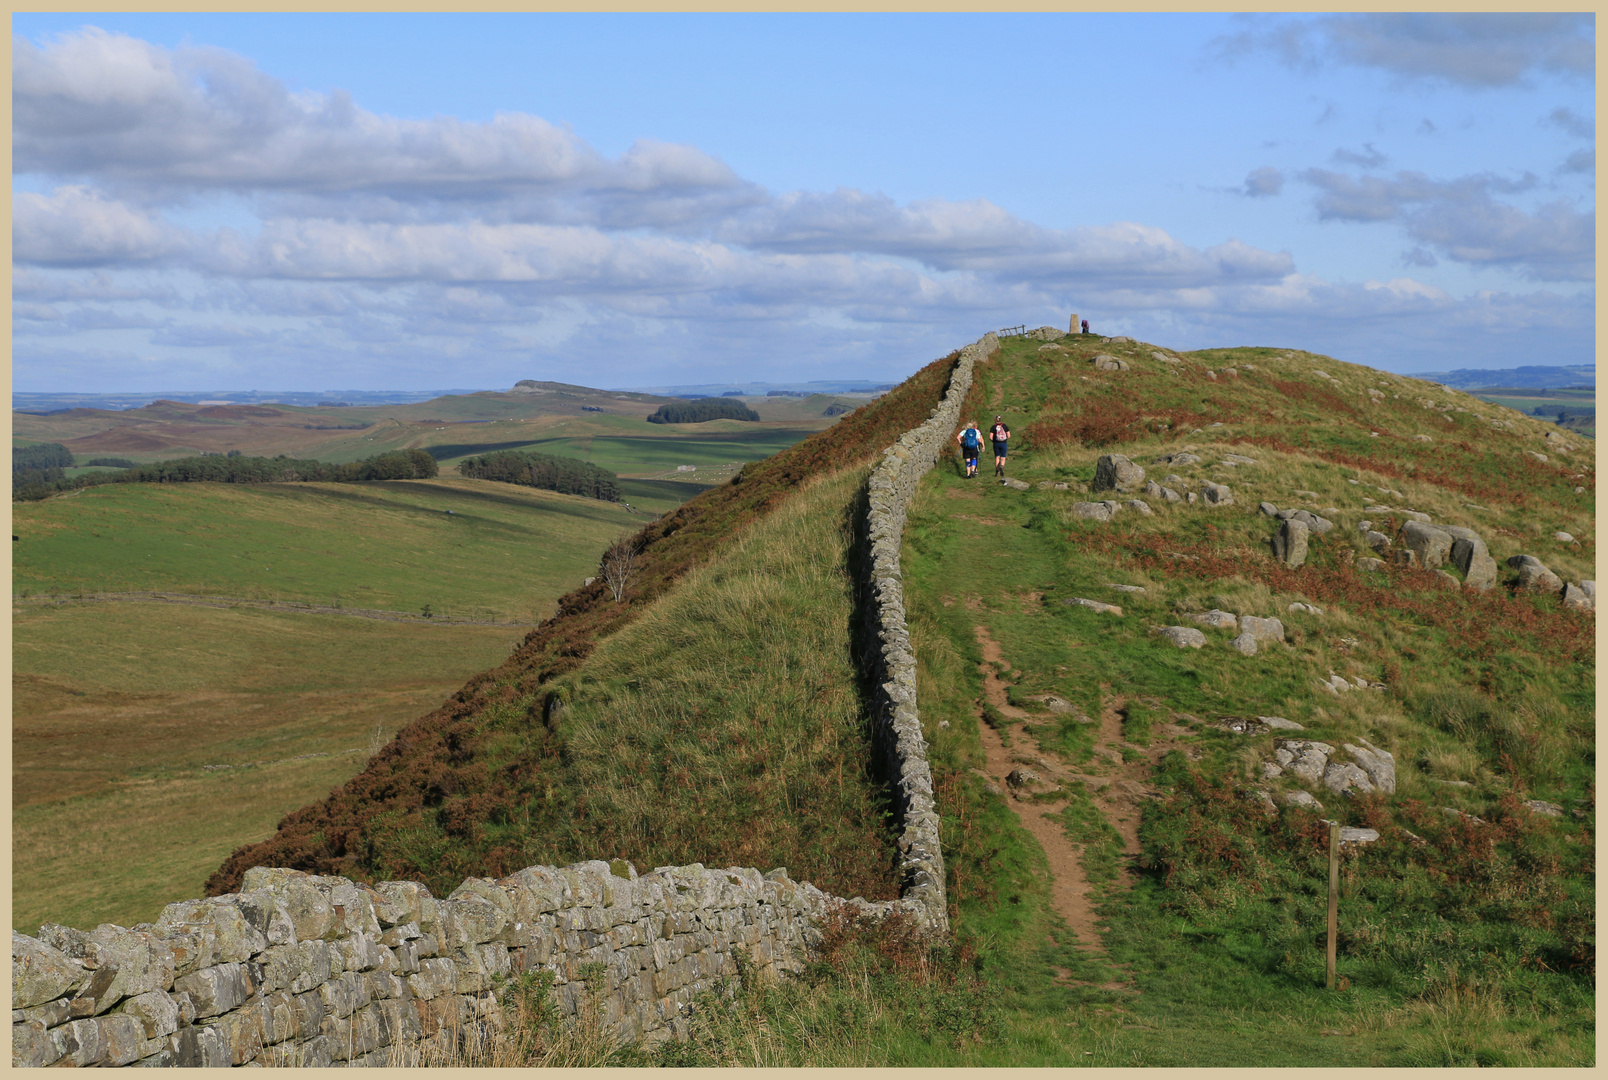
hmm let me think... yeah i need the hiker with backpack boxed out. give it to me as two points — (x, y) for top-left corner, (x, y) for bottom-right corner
(989, 415), (1011, 477)
(957, 419), (983, 477)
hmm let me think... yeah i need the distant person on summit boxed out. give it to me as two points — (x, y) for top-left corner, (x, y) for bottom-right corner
(989, 415), (1010, 477)
(957, 419), (983, 477)
(1081, 318), (1090, 334)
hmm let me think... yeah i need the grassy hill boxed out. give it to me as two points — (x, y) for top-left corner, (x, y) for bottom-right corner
(25, 334), (1592, 1065)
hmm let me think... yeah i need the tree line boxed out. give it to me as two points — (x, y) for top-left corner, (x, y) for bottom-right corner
(13, 447), (438, 501)
(646, 399), (760, 424)
(456, 449), (619, 501)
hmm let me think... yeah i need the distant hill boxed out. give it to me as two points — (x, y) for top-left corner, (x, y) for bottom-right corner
(1412, 365), (1594, 390)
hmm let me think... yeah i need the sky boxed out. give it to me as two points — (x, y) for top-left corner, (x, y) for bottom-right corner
(10, 12), (1596, 392)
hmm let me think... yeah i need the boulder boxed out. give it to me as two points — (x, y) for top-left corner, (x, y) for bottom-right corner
(1322, 761), (1375, 795)
(1154, 452), (1201, 467)
(1151, 350), (1182, 364)
(1401, 521), (1454, 568)
(1229, 633), (1259, 655)
(1525, 450), (1549, 463)
(1201, 482), (1233, 506)
(1259, 501), (1279, 517)
(1339, 828), (1380, 845)
(1005, 768), (1042, 789)
(1364, 530), (1391, 552)
(1186, 609), (1238, 630)
(1239, 616), (1285, 643)
(1391, 548), (1418, 568)
(1092, 354), (1129, 371)
(1287, 602), (1324, 615)
(1000, 477), (1031, 490)
(1070, 500), (1121, 522)
(1344, 739), (1396, 794)
(1281, 790), (1324, 810)
(1462, 550), (1498, 590)
(1276, 740), (1335, 786)
(1259, 716), (1304, 730)
(1561, 582), (1593, 611)
(1157, 626), (1206, 649)
(1278, 508), (1333, 534)
(1554, 531), (1575, 543)
(1272, 518), (1309, 568)
(1093, 454), (1146, 492)
(1105, 583), (1146, 593)
(1524, 799), (1565, 817)
(1125, 499), (1154, 516)
(1507, 555), (1563, 593)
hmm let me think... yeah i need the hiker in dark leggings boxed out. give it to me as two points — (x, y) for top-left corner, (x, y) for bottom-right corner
(956, 419), (983, 477)
(989, 416), (1010, 476)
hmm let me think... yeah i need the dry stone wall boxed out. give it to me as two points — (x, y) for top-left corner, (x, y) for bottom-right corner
(11, 337), (992, 1067)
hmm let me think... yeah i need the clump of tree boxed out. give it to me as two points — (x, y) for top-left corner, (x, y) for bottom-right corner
(13, 448), (438, 501)
(84, 457), (137, 468)
(14, 442), (75, 490)
(646, 400), (761, 424)
(458, 450), (619, 501)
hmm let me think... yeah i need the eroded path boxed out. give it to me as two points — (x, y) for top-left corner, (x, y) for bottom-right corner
(970, 624), (1188, 960)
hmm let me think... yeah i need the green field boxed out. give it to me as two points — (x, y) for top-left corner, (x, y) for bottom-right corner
(13, 601), (525, 932)
(11, 475), (655, 931)
(13, 477), (646, 619)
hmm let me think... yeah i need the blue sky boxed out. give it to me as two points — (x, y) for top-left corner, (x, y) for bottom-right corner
(11, 13), (1595, 391)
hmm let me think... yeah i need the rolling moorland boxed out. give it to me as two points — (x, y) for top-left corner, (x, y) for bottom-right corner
(12, 386), (858, 934)
(176, 333), (1592, 1066)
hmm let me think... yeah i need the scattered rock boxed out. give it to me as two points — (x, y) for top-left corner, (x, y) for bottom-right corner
(1523, 800), (1565, 817)
(1186, 609), (1238, 630)
(1260, 716), (1304, 730)
(1413, 434), (1432, 442)
(1287, 602), (1323, 615)
(1093, 454), (1146, 493)
(1216, 715), (1267, 733)
(1201, 482), (1233, 506)
(1356, 557), (1386, 571)
(1261, 762), (1285, 779)
(1276, 740), (1336, 785)
(1092, 354), (1130, 371)
(1561, 582), (1594, 611)
(1125, 499), (1154, 516)
(1151, 350), (1181, 364)
(1246, 788), (1279, 814)
(1157, 626), (1206, 649)
(1006, 767), (1042, 789)
(1272, 518), (1310, 568)
(1277, 508), (1334, 534)
(1524, 450), (1549, 463)
(1259, 501), (1279, 517)
(1364, 530), (1391, 553)
(1507, 554), (1564, 593)
(1554, 531), (1575, 543)
(1229, 633), (1259, 655)
(1221, 454), (1258, 465)
(1401, 520), (1456, 568)
(1186, 492), (1198, 504)
(1399, 510), (1431, 523)
(1390, 548), (1419, 569)
(1281, 790), (1324, 810)
(1338, 827), (1380, 845)
(1065, 597), (1123, 616)
(1105, 584), (1146, 593)
(1239, 615), (1286, 643)
(1154, 452), (1201, 467)
(1001, 477), (1031, 491)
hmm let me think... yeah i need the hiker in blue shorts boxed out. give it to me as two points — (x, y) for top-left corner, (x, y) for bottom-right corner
(956, 419), (983, 477)
(989, 416), (1011, 477)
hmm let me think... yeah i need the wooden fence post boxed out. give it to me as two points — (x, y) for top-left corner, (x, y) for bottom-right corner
(1326, 820), (1339, 990)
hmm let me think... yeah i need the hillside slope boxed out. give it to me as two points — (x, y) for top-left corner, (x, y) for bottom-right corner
(207, 350), (961, 898)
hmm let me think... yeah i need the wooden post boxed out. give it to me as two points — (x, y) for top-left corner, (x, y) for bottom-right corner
(1326, 820), (1339, 990)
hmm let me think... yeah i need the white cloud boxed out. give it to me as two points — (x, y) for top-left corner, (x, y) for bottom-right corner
(13, 185), (190, 266)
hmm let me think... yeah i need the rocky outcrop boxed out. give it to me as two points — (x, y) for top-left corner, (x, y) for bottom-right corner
(1273, 518), (1309, 568)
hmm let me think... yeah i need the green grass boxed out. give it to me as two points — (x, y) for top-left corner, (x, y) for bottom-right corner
(12, 601), (524, 933)
(12, 476), (646, 620)
(360, 465), (903, 902)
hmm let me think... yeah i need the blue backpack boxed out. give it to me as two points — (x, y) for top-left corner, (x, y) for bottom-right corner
(961, 428), (981, 451)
